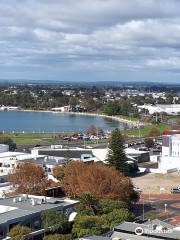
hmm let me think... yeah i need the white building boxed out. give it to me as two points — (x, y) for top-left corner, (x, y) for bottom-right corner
(0, 152), (46, 175)
(51, 106), (70, 112)
(138, 104), (180, 115)
(158, 134), (180, 173)
(0, 106), (20, 111)
(0, 144), (9, 153)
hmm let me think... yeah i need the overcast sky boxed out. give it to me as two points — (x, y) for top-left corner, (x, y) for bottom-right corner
(1, 0), (180, 83)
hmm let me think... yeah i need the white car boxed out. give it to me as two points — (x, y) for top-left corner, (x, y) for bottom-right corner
(134, 186), (142, 192)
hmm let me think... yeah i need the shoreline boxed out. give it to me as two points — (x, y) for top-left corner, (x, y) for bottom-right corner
(5, 109), (145, 127)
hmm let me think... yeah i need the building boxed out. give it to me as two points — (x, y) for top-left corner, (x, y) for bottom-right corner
(0, 194), (79, 239)
(158, 133), (180, 173)
(0, 144), (9, 153)
(0, 106), (20, 111)
(0, 151), (46, 175)
(81, 220), (180, 240)
(139, 131), (180, 173)
(31, 145), (148, 166)
(110, 220), (180, 240)
(138, 104), (180, 115)
(51, 106), (70, 112)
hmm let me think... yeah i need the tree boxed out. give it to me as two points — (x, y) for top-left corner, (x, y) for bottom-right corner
(72, 208), (133, 238)
(148, 127), (160, 137)
(8, 162), (52, 195)
(86, 125), (98, 135)
(69, 97), (78, 108)
(61, 161), (138, 203)
(42, 210), (69, 233)
(43, 234), (72, 240)
(78, 192), (100, 215)
(107, 128), (130, 175)
(72, 215), (106, 238)
(8, 225), (31, 240)
(53, 166), (65, 181)
(99, 199), (129, 214)
(103, 101), (120, 116)
(0, 137), (16, 150)
(101, 208), (133, 229)
(144, 138), (154, 149)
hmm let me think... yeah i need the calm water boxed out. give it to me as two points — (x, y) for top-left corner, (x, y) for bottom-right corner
(0, 111), (126, 133)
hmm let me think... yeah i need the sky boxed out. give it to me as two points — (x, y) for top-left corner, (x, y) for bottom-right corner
(1, 0), (180, 83)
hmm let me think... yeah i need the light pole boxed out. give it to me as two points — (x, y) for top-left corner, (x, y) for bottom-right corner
(148, 189), (151, 201)
(164, 203), (167, 213)
(142, 198), (145, 221)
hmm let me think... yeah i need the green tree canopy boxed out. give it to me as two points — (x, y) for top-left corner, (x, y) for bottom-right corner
(72, 215), (106, 238)
(0, 137), (16, 150)
(78, 192), (100, 215)
(101, 208), (134, 229)
(107, 128), (130, 175)
(42, 210), (69, 233)
(43, 234), (72, 240)
(99, 199), (129, 214)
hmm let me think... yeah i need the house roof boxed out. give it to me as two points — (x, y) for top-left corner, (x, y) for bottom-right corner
(0, 195), (79, 225)
(113, 221), (180, 240)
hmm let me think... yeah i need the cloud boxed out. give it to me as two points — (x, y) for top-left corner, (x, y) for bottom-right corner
(0, 0), (180, 82)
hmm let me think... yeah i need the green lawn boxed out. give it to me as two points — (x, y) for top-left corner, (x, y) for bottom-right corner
(125, 123), (171, 136)
(1, 132), (108, 145)
(1, 133), (60, 145)
(0, 123), (171, 145)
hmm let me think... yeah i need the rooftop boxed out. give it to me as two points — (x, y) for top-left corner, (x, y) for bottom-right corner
(113, 220), (180, 240)
(0, 152), (45, 161)
(0, 195), (79, 225)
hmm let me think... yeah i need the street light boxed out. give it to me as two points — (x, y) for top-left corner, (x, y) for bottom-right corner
(142, 198), (145, 221)
(164, 203), (167, 213)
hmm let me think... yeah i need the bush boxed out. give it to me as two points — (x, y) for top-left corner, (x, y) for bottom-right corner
(99, 199), (129, 214)
(42, 210), (69, 233)
(8, 225), (31, 240)
(148, 127), (160, 137)
(72, 215), (107, 238)
(43, 234), (72, 240)
(101, 208), (134, 229)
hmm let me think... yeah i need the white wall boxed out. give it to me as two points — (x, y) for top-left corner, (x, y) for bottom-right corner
(0, 145), (9, 153)
(158, 156), (180, 173)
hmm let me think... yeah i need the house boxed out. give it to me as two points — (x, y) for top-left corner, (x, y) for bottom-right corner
(0, 194), (79, 239)
(110, 220), (180, 240)
(0, 151), (46, 175)
(81, 219), (180, 240)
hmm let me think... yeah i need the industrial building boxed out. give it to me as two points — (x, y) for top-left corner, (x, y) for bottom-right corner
(138, 104), (180, 115)
(0, 194), (79, 239)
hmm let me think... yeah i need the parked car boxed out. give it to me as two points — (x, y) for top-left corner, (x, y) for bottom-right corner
(134, 186), (142, 192)
(171, 187), (180, 194)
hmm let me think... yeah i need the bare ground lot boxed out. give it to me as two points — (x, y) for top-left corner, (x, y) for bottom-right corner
(132, 173), (180, 194)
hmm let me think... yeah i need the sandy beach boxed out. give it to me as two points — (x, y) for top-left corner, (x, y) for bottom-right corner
(22, 109), (144, 127)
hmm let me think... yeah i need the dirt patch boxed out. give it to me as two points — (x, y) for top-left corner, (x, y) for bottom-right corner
(132, 173), (180, 194)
